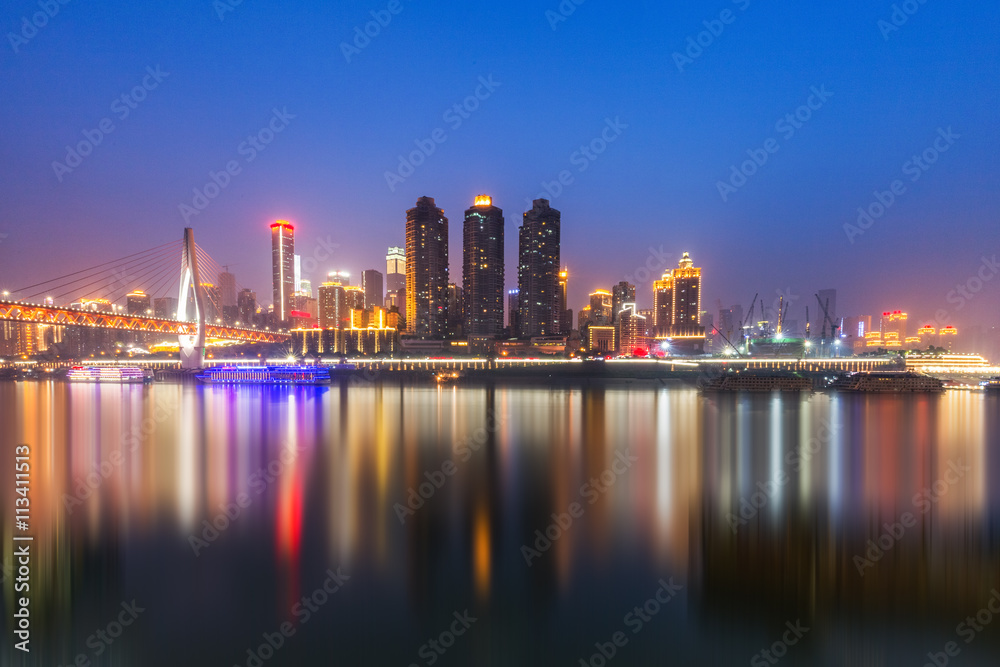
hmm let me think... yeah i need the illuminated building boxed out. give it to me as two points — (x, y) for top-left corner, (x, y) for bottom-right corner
(618, 304), (649, 356)
(362, 269), (384, 309)
(611, 281), (635, 325)
(517, 198), (561, 337)
(556, 268), (569, 334)
(293, 294), (318, 320)
(270, 220), (295, 323)
(386, 246), (406, 294)
(126, 290), (151, 316)
(318, 281), (345, 329)
(671, 252), (701, 330)
(507, 289), (520, 337)
(589, 290), (612, 325)
(588, 325), (616, 353)
(405, 196), (449, 339)
(154, 296), (178, 320)
(939, 325), (958, 350)
(298, 279), (312, 298)
(237, 290), (256, 326)
(345, 285), (365, 313)
(650, 252), (705, 353)
(448, 283), (464, 337)
(577, 305), (591, 332)
(880, 310), (908, 348)
(463, 195), (505, 337)
(72, 298), (113, 312)
(652, 274), (672, 336)
(200, 283), (221, 323)
(327, 270), (350, 286)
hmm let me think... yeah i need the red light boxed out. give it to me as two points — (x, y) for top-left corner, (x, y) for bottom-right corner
(270, 220), (294, 231)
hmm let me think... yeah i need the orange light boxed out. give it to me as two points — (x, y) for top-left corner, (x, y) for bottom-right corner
(473, 194), (492, 207)
(270, 220), (294, 231)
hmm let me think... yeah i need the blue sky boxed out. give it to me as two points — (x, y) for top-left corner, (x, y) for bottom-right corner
(1, 0), (997, 328)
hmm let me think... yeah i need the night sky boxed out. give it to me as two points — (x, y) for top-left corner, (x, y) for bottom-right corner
(1, 0), (997, 328)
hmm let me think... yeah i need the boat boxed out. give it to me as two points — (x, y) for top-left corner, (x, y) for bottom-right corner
(981, 377), (1000, 392)
(434, 370), (461, 385)
(701, 371), (812, 392)
(829, 371), (943, 393)
(195, 365), (333, 385)
(66, 366), (151, 384)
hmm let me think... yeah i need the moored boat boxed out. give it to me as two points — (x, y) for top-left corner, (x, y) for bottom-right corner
(66, 366), (151, 384)
(701, 371), (812, 392)
(830, 371), (943, 393)
(981, 377), (1000, 392)
(196, 365), (334, 385)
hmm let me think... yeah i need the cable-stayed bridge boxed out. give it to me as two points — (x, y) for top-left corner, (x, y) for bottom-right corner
(0, 228), (288, 368)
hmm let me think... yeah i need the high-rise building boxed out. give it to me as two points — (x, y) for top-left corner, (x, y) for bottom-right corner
(556, 268), (569, 334)
(270, 220), (295, 324)
(507, 289), (520, 337)
(463, 195), (505, 337)
(126, 290), (151, 316)
(589, 290), (612, 325)
(611, 281), (635, 323)
(219, 271), (237, 308)
(517, 199), (561, 337)
(618, 303), (649, 355)
(237, 289), (256, 326)
(386, 246), (406, 294)
(405, 196), (449, 339)
(154, 296), (178, 320)
(651, 252), (705, 352)
(447, 283), (464, 338)
(318, 281), (346, 329)
(362, 269), (384, 309)
(672, 252), (701, 331)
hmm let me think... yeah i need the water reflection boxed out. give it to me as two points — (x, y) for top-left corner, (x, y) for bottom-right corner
(1, 382), (998, 666)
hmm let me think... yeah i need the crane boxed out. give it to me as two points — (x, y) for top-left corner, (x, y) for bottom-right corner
(814, 293), (839, 346)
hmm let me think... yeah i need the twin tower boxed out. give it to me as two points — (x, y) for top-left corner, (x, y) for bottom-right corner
(404, 196), (566, 340)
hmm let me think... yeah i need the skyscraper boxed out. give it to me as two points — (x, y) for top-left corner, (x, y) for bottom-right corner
(270, 220), (295, 324)
(405, 197), (449, 339)
(237, 289), (256, 326)
(386, 246), (405, 293)
(508, 289), (520, 337)
(651, 252), (705, 352)
(362, 269), (384, 309)
(556, 268), (569, 334)
(671, 252), (701, 331)
(611, 281), (635, 323)
(517, 198), (561, 337)
(126, 290), (151, 316)
(462, 195), (505, 337)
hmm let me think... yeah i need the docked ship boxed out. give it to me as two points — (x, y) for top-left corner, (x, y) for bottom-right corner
(195, 365), (335, 385)
(981, 377), (1000, 392)
(701, 371), (813, 392)
(66, 366), (152, 383)
(830, 371), (943, 393)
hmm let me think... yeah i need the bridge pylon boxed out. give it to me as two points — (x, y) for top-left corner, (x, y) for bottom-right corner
(177, 228), (207, 369)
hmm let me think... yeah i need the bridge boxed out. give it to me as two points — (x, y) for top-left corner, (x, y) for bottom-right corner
(0, 228), (289, 368)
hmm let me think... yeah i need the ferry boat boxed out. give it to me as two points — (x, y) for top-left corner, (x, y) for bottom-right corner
(701, 371), (812, 392)
(830, 371), (943, 393)
(195, 365), (334, 385)
(981, 377), (1000, 392)
(66, 366), (151, 384)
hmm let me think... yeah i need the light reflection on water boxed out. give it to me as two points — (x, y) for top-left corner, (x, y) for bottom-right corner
(1, 381), (998, 666)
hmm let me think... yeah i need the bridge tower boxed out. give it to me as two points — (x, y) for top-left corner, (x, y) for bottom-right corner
(178, 228), (207, 369)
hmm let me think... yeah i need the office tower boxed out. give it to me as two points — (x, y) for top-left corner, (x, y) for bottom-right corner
(517, 198), (561, 337)
(218, 271), (237, 308)
(880, 310), (908, 348)
(405, 196), (449, 339)
(318, 281), (346, 329)
(345, 286), (365, 312)
(463, 195), (505, 337)
(508, 289), (520, 337)
(201, 283), (222, 323)
(671, 252), (701, 330)
(589, 290), (612, 325)
(618, 303), (649, 355)
(817, 288), (838, 338)
(717, 305), (743, 350)
(237, 289), (256, 326)
(556, 268), (569, 334)
(448, 283), (464, 337)
(386, 246), (406, 293)
(652, 273), (673, 337)
(611, 281), (635, 323)
(327, 270), (350, 286)
(126, 290), (151, 316)
(298, 279), (312, 298)
(154, 296), (178, 320)
(362, 269), (384, 309)
(294, 255), (302, 293)
(270, 220), (295, 323)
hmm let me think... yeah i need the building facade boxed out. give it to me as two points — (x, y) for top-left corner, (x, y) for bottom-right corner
(517, 199), (561, 337)
(405, 197), (449, 339)
(270, 220), (295, 324)
(462, 195), (505, 337)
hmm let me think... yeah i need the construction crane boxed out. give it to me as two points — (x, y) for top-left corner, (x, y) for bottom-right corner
(814, 293), (839, 346)
(741, 292), (758, 352)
